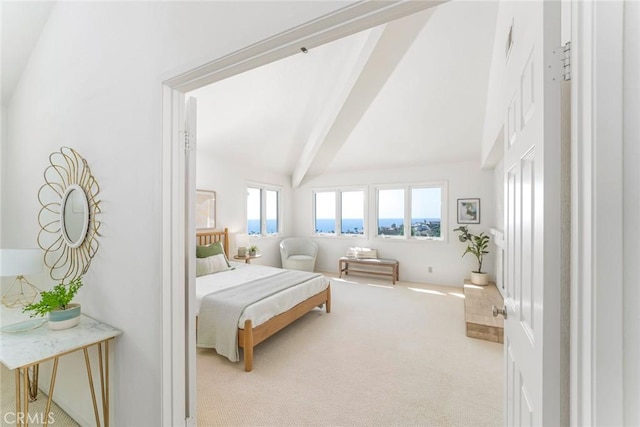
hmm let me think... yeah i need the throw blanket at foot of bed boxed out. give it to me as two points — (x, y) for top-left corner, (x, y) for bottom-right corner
(197, 270), (324, 362)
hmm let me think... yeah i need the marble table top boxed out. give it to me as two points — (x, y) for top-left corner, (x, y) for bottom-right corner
(0, 314), (121, 370)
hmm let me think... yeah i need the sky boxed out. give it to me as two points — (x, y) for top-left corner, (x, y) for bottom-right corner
(247, 188), (278, 220)
(315, 188), (441, 220)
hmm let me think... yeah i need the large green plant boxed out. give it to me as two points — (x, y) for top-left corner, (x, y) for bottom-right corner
(453, 226), (490, 273)
(23, 277), (83, 317)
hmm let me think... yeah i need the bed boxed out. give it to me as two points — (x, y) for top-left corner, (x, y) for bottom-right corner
(195, 229), (331, 372)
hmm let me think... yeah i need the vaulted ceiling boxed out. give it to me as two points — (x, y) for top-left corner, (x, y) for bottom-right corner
(2, 1), (499, 184)
(1, 1), (55, 106)
(190, 1), (499, 186)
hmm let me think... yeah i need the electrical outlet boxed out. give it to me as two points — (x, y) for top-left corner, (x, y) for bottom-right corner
(428, 266), (433, 273)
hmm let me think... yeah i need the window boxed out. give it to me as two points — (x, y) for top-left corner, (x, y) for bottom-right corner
(376, 183), (446, 241)
(377, 188), (405, 237)
(247, 184), (281, 236)
(247, 188), (261, 235)
(314, 191), (336, 234)
(341, 191), (364, 235)
(313, 188), (365, 236)
(265, 190), (279, 234)
(410, 187), (442, 238)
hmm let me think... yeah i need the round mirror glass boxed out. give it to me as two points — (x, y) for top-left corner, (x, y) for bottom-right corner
(61, 184), (89, 248)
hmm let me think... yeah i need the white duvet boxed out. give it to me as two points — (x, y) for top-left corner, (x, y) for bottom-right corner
(195, 262), (329, 328)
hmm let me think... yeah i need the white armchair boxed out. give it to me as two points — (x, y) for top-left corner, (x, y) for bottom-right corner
(280, 238), (318, 272)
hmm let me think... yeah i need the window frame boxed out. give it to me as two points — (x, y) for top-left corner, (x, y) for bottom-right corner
(312, 186), (368, 238)
(374, 181), (448, 242)
(246, 182), (282, 237)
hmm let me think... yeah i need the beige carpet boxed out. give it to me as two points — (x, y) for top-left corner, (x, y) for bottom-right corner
(197, 274), (503, 426)
(0, 364), (78, 427)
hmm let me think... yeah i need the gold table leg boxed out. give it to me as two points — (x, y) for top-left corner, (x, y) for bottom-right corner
(103, 340), (110, 427)
(84, 347), (101, 426)
(43, 358), (59, 427)
(85, 340), (110, 427)
(13, 340), (112, 427)
(23, 366), (30, 427)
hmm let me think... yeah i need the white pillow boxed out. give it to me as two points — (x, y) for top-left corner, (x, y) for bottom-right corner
(346, 247), (378, 259)
(196, 254), (231, 277)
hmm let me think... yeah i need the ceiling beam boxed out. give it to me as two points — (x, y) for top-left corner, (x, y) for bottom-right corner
(291, 26), (385, 188)
(291, 9), (434, 187)
(166, 1), (446, 93)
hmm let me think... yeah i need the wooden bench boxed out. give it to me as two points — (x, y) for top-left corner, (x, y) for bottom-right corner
(338, 257), (399, 284)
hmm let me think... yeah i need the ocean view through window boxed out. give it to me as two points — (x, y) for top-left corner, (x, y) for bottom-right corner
(313, 188), (365, 236)
(376, 184), (445, 240)
(247, 183), (281, 236)
(378, 188), (404, 237)
(311, 184), (444, 240)
(411, 187), (441, 238)
(341, 191), (364, 235)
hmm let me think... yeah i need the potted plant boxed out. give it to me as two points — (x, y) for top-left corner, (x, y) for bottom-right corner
(248, 245), (258, 256)
(23, 276), (83, 330)
(453, 226), (490, 285)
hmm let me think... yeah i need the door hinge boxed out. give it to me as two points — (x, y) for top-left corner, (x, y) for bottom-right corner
(562, 41), (571, 81)
(181, 130), (193, 151)
(550, 42), (571, 82)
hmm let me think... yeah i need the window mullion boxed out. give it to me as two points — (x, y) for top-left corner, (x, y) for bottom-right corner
(261, 188), (266, 236)
(404, 186), (410, 239)
(335, 191), (341, 236)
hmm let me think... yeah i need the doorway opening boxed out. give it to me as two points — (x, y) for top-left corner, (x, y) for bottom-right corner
(161, 1), (523, 424)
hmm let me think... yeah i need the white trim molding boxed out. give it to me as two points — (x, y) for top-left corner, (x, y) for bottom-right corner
(571, 1), (626, 425)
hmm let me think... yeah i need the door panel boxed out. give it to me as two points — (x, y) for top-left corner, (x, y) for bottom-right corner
(501, 1), (562, 425)
(520, 151), (534, 339)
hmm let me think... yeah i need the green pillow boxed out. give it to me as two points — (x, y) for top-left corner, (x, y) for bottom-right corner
(196, 241), (230, 267)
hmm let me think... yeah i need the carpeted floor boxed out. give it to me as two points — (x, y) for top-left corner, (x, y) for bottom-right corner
(0, 364), (78, 427)
(196, 274), (503, 426)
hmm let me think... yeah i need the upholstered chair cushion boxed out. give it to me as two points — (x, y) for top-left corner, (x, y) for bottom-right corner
(279, 238), (318, 272)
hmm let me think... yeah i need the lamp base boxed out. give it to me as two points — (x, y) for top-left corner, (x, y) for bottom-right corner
(1, 276), (41, 308)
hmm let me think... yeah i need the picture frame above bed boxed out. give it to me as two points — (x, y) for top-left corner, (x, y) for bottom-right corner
(196, 190), (216, 229)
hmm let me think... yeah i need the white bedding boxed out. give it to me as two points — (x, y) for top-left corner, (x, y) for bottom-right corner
(195, 261), (329, 328)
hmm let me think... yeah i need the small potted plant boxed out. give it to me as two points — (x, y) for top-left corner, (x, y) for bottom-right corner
(23, 276), (83, 330)
(453, 226), (490, 285)
(248, 245), (259, 256)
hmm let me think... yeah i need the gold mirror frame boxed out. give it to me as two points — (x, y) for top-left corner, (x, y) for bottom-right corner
(37, 147), (102, 282)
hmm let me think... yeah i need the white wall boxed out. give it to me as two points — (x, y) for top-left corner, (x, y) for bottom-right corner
(195, 150), (293, 267)
(0, 108), (5, 245)
(623, 0), (640, 423)
(480, 2), (507, 167)
(493, 159), (504, 231)
(293, 161), (495, 286)
(2, 1), (354, 425)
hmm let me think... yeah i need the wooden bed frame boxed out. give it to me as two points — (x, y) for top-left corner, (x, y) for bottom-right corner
(196, 229), (331, 371)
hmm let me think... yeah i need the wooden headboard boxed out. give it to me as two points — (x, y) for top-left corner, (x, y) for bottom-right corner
(196, 228), (229, 256)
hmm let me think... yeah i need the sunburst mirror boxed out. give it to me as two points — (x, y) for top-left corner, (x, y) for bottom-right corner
(37, 147), (102, 282)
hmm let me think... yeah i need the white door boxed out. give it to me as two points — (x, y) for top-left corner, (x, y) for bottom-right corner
(502, 1), (563, 426)
(184, 96), (198, 424)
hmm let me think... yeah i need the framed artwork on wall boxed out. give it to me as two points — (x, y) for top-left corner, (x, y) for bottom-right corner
(457, 198), (480, 224)
(196, 190), (216, 229)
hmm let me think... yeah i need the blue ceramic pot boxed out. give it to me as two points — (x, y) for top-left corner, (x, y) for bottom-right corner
(48, 303), (81, 330)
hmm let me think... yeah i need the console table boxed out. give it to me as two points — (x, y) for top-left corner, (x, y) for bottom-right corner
(338, 257), (399, 284)
(0, 314), (121, 427)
